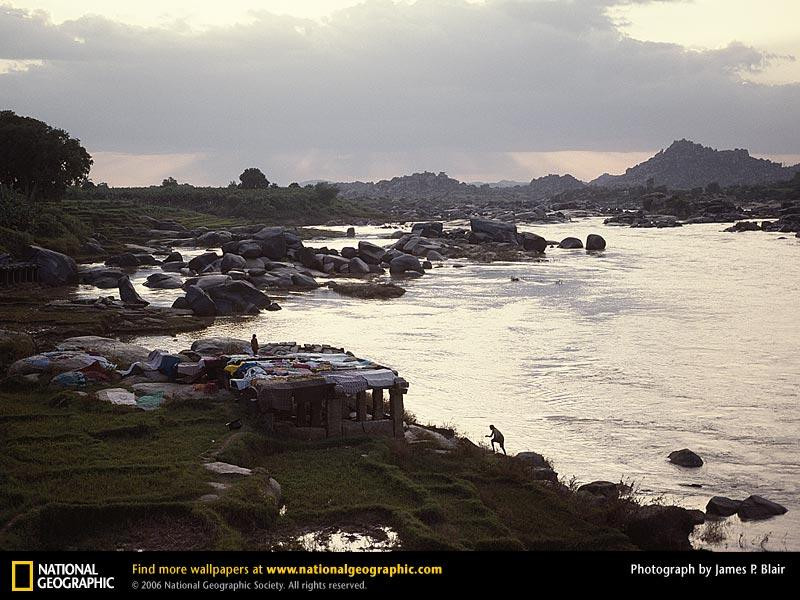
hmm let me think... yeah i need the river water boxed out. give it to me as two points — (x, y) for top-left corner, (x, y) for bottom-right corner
(86, 217), (799, 551)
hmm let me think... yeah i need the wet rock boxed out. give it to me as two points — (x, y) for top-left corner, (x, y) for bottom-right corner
(134, 254), (158, 266)
(519, 232), (547, 253)
(427, 250), (444, 261)
(411, 222), (444, 237)
(172, 297), (190, 310)
(196, 230), (232, 246)
(389, 254), (424, 275)
(340, 247), (358, 259)
(586, 234), (607, 251)
(221, 253), (247, 274)
(705, 496), (742, 517)
(624, 505), (699, 551)
(24, 245), (78, 287)
(118, 275), (148, 306)
(161, 261), (186, 272)
(298, 247), (323, 271)
(259, 233), (288, 260)
(558, 237), (583, 249)
(346, 227), (356, 237)
(80, 267), (124, 287)
(188, 274), (231, 290)
(327, 281), (405, 299)
(185, 285), (217, 317)
(144, 273), (183, 289)
(668, 448), (703, 468)
(164, 251), (183, 263)
(737, 495), (788, 521)
(206, 280), (272, 315)
(470, 218), (518, 243)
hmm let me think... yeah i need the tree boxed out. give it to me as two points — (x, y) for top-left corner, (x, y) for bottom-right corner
(0, 111), (92, 200)
(313, 182), (339, 204)
(161, 176), (179, 187)
(238, 168), (269, 189)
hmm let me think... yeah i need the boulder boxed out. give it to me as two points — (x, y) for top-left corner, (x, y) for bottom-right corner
(298, 247), (323, 271)
(705, 496), (742, 517)
(134, 254), (158, 266)
(160, 261), (186, 272)
(577, 480), (621, 500)
(624, 505), (700, 551)
(346, 227), (356, 237)
(187, 252), (220, 273)
(558, 237), (583, 249)
(57, 336), (150, 367)
(220, 253), (247, 274)
(516, 451), (550, 468)
(144, 273), (183, 289)
(427, 250), (444, 261)
(586, 234), (606, 251)
(188, 274), (231, 290)
(737, 495), (788, 521)
(411, 222), (444, 237)
(118, 275), (148, 306)
(105, 252), (139, 268)
(470, 218), (518, 243)
(389, 254), (424, 275)
(340, 247), (358, 260)
(25, 245), (78, 286)
(164, 251), (183, 263)
(206, 280), (272, 315)
(185, 285), (217, 317)
(326, 281), (405, 299)
(96, 387), (137, 407)
(80, 267), (124, 287)
(196, 230), (232, 247)
(519, 232), (547, 253)
(349, 257), (371, 274)
(357, 241), (387, 265)
(235, 241), (261, 259)
(668, 449), (703, 468)
(191, 337), (251, 356)
(291, 273), (319, 288)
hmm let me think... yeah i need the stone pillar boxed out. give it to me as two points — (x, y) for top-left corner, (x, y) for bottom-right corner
(389, 387), (404, 439)
(326, 397), (343, 438)
(356, 391), (367, 422)
(372, 388), (384, 419)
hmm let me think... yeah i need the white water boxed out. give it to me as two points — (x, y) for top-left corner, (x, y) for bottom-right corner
(101, 217), (799, 551)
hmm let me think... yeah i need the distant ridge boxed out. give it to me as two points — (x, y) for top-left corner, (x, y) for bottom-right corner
(591, 139), (800, 189)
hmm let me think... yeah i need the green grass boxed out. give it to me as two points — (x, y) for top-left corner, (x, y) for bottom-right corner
(0, 388), (635, 551)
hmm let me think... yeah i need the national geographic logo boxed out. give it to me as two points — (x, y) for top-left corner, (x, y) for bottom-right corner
(9, 561), (115, 592)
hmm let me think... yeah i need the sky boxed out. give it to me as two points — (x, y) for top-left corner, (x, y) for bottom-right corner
(1, 0), (799, 186)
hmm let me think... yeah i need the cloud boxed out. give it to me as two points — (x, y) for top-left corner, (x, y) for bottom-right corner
(1, 0), (798, 184)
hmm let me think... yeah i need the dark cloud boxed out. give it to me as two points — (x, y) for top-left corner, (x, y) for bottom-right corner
(1, 0), (798, 183)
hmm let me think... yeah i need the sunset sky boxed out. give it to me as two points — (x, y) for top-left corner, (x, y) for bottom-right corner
(2, 0), (799, 185)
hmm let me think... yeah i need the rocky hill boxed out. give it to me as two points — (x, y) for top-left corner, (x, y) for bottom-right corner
(336, 171), (584, 202)
(591, 139), (799, 189)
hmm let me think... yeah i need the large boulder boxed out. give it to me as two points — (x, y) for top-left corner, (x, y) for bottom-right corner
(259, 233), (287, 260)
(237, 241), (263, 259)
(206, 280), (272, 315)
(291, 273), (319, 288)
(297, 247), (323, 271)
(668, 449), (703, 468)
(411, 222), (444, 237)
(220, 253), (247, 274)
(357, 241), (388, 265)
(558, 237), (583, 249)
(348, 257), (371, 275)
(164, 251), (183, 263)
(105, 252), (139, 268)
(577, 481), (622, 500)
(519, 232), (547, 253)
(389, 254), (424, 275)
(196, 230), (232, 247)
(80, 267), (124, 287)
(469, 218), (518, 243)
(56, 336), (150, 368)
(118, 275), (148, 305)
(624, 505), (701, 551)
(143, 273), (183, 289)
(705, 496), (742, 517)
(26, 246), (78, 286)
(187, 252), (220, 273)
(184, 285), (217, 317)
(191, 337), (251, 355)
(586, 234), (607, 251)
(737, 495), (788, 521)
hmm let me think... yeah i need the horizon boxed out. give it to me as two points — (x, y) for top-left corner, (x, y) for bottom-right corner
(3, 0), (800, 185)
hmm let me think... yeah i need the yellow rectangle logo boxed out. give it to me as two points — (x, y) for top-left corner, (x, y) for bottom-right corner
(11, 561), (34, 592)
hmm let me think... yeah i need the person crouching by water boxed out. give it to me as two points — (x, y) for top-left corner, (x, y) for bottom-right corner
(486, 424), (506, 455)
(251, 334), (259, 356)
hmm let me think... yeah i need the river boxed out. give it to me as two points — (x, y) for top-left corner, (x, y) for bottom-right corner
(81, 217), (799, 551)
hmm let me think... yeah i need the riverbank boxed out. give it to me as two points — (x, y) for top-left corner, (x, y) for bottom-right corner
(0, 378), (698, 551)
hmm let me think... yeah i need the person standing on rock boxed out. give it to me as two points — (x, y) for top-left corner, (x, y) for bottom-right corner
(251, 334), (259, 356)
(486, 424), (506, 455)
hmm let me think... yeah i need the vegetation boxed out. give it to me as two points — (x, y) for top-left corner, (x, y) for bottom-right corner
(0, 111), (92, 200)
(0, 387), (635, 551)
(238, 168), (270, 190)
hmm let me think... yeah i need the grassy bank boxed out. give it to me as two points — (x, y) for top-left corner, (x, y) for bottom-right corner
(0, 386), (636, 551)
